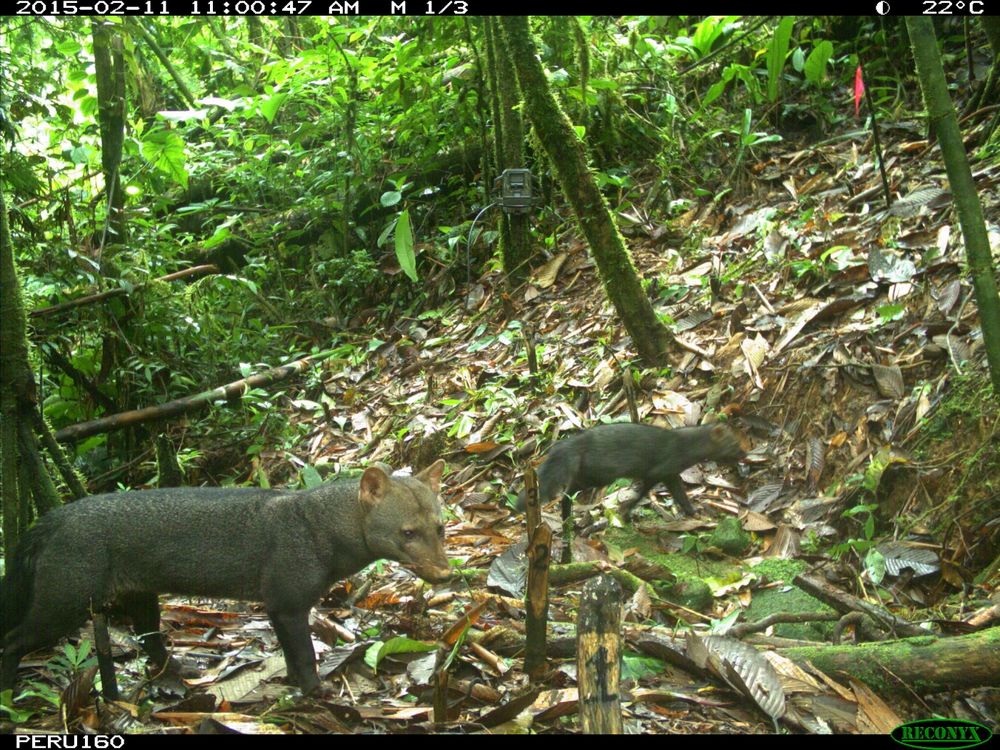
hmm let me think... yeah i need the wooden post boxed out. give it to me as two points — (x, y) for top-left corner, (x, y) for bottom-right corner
(523, 467), (552, 678)
(92, 611), (119, 701)
(432, 649), (449, 726)
(577, 574), (623, 734)
(524, 323), (538, 376)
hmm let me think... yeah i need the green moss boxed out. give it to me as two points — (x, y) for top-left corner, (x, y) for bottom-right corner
(752, 558), (809, 583)
(909, 370), (1000, 534)
(605, 526), (732, 579)
(921, 371), (998, 442)
(708, 517), (751, 555)
(668, 576), (713, 611)
(749, 559), (835, 640)
(604, 526), (739, 613)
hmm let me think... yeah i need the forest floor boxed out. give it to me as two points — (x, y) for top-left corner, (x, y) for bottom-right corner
(13, 116), (1000, 735)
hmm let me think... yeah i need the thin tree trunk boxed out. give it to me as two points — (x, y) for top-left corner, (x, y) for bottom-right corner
(907, 18), (1000, 395)
(129, 18), (196, 108)
(493, 21), (531, 285)
(53, 354), (326, 443)
(1, 188), (61, 551)
(499, 17), (673, 366)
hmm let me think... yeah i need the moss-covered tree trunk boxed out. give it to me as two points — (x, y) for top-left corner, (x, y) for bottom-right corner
(907, 18), (1000, 396)
(499, 17), (672, 366)
(983, 15), (1000, 57)
(483, 19), (503, 190)
(783, 627), (1000, 695)
(0, 189), (61, 553)
(464, 18), (493, 213)
(571, 18), (590, 134)
(93, 19), (138, 457)
(92, 18), (126, 248)
(492, 20), (531, 286)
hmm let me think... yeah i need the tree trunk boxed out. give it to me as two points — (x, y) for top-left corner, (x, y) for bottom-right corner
(0, 188), (61, 551)
(781, 627), (1000, 694)
(907, 18), (1000, 396)
(492, 20), (531, 286)
(92, 18), (127, 248)
(53, 354), (323, 443)
(499, 17), (672, 367)
(92, 18), (134, 458)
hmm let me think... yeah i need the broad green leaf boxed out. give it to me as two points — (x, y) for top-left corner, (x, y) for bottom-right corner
(141, 130), (188, 188)
(69, 145), (92, 165)
(201, 225), (232, 250)
(79, 96), (99, 118)
(877, 303), (905, 323)
(622, 654), (665, 681)
(364, 637), (436, 671)
(258, 93), (289, 124)
(804, 41), (834, 85)
(692, 16), (737, 57)
(377, 219), (395, 248)
(300, 465), (323, 489)
(865, 548), (886, 585)
(589, 78), (618, 90)
(549, 68), (570, 85)
(767, 17), (795, 103)
(55, 40), (82, 55)
(395, 209), (417, 282)
(380, 191), (402, 207)
(792, 47), (805, 72)
(703, 79), (728, 107)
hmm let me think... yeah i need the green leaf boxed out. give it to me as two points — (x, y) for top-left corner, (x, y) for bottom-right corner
(804, 40), (834, 85)
(791, 47), (805, 72)
(877, 303), (905, 323)
(703, 79), (728, 107)
(712, 609), (742, 634)
(364, 637), (436, 671)
(140, 130), (188, 188)
(621, 654), (665, 681)
(692, 16), (735, 57)
(258, 93), (289, 124)
(69, 145), (92, 165)
(0, 690), (36, 723)
(865, 548), (886, 585)
(589, 78), (618, 90)
(380, 191), (402, 207)
(766, 17), (795, 103)
(300, 465), (323, 489)
(394, 209), (417, 282)
(201, 225), (232, 250)
(549, 68), (570, 85)
(79, 96), (99, 118)
(55, 40), (82, 55)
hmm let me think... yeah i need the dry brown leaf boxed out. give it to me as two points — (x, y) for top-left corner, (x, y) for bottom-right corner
(850, 679), (902, 734)
(441, 600), (490, 646)
(742, 510), (777, 532)
(533, 253), (568, 289)
(871, 364), (905, 400)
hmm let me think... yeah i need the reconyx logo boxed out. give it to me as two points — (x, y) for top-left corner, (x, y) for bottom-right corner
(891, 719), (992, 750)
